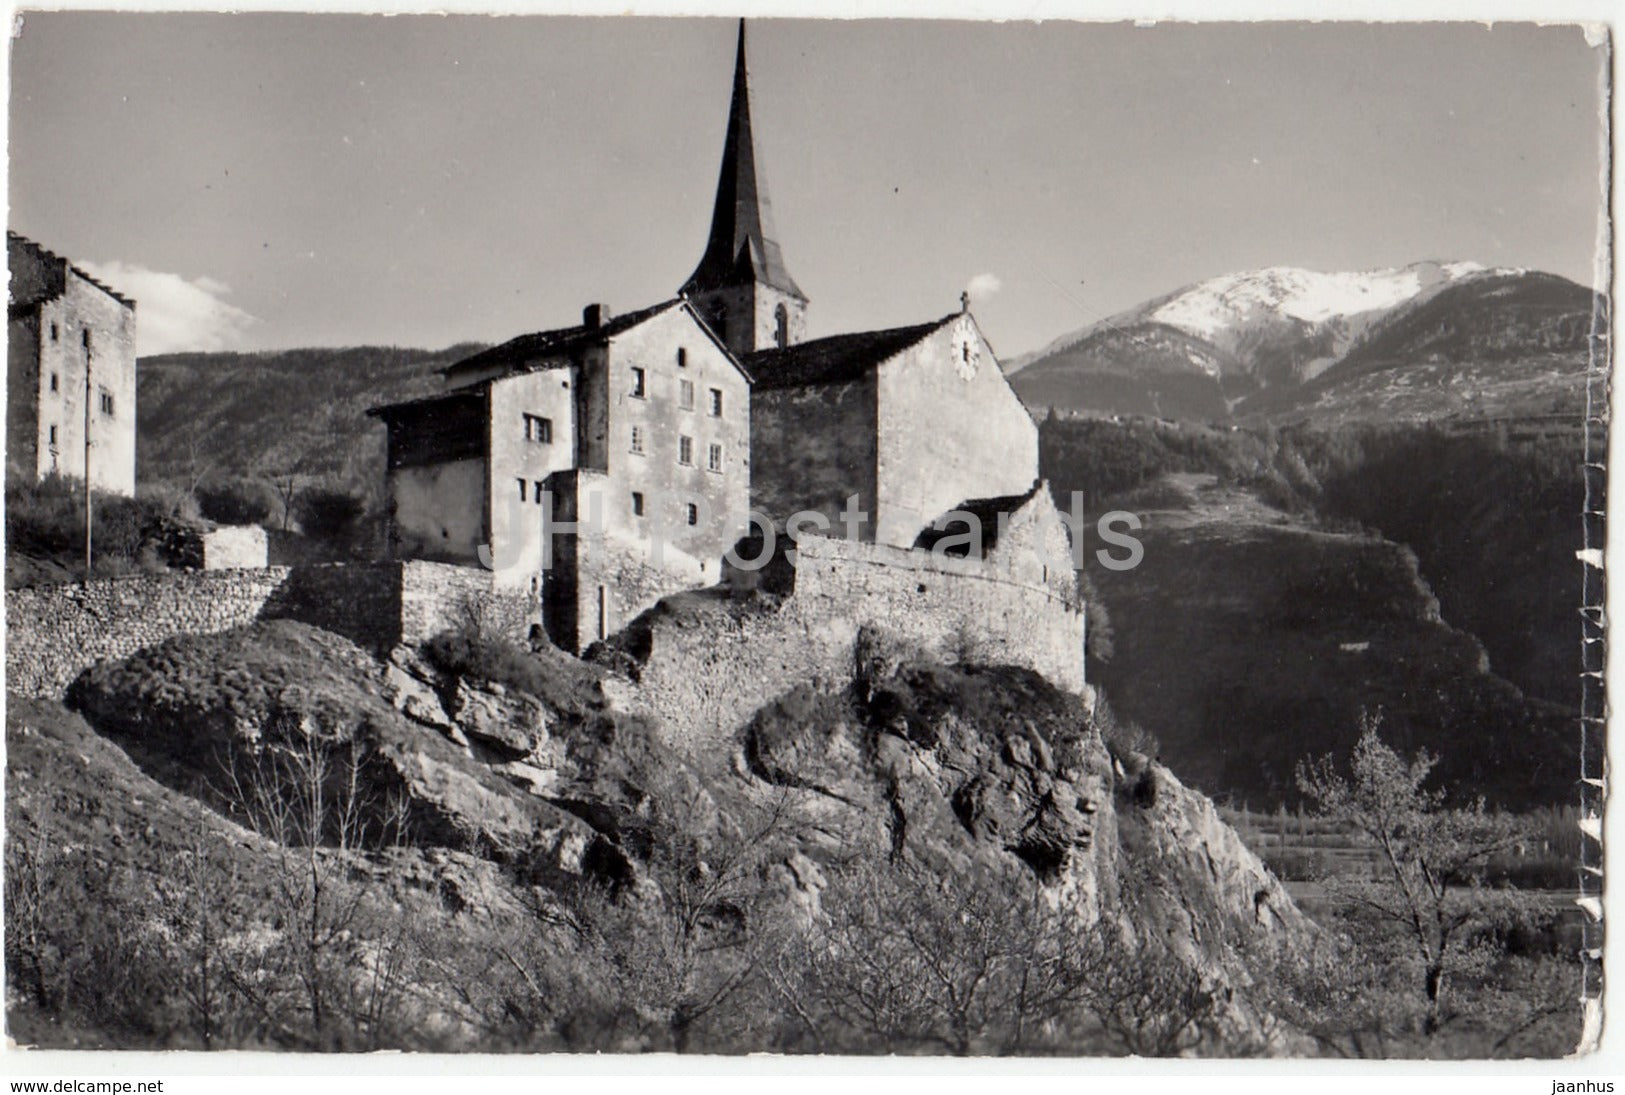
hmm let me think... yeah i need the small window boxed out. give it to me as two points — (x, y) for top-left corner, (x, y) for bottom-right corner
(524, 414), (552, 444)
(708, 442), (724, 473)
(517, 478), (528, 502)
(679, 378), (695, 410)
(708, 388), (723, 417)
(630, 366), (646, 399)
(630, 425), (645, 454)
(49, 372), (58, 394)
(98, 389), (114, 416)
(49, 323), (58, 342)
(631, 491), (645, 517)
(774, 303), (789, 349)
(534, 480), (544, 503)
(678, 435), (694, 466)
(686, 503), (699, 527)
(677, 347), (688, 368)
(48, 425), (57, 447)
(81, 329), (91, 351)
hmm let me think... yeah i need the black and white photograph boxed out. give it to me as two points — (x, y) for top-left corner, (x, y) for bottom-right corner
(0, 5), (1612, 1072)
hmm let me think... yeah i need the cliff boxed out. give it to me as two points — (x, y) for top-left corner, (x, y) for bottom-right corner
(8, 612), (1307, 1054)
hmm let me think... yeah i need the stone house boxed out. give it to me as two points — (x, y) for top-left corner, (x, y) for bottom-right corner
(369, 298), (751, 653)
(6, 233), (137, 496)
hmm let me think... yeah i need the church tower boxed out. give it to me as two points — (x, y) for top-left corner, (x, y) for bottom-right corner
(681, 21), (807, 357)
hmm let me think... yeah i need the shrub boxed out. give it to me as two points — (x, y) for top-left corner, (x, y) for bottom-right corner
(197, 477), (278, 526)
(293, 484), (365, 543)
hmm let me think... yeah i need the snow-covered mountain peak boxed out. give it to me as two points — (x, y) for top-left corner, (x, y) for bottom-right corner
(1147, 260), (1511, 340)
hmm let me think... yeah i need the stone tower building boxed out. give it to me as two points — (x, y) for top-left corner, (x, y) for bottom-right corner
(6, 233), (138, 497)
(679, 21), (808, 357)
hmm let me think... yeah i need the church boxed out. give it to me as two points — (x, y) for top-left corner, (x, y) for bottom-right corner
(371, 21), (1059, 652)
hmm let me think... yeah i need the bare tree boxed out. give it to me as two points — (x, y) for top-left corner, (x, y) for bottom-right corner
(1297, 713), (1541, 1039)
(223, 713), (412, 1049)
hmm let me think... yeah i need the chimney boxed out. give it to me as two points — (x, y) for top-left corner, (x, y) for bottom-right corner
(583, 303), (611, 328)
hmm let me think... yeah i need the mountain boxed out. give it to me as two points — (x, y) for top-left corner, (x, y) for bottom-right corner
(1010, 262), (1603, 424)
(136, 344), (485, 495)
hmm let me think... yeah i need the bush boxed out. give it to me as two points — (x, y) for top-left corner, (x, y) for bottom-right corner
(137, 481), (203, 523)
(293, 485), (365, 543)
(196, 477), (278, 526)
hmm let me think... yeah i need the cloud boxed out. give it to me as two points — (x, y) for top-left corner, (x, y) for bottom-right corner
(78, 261), (258, 356)
(966, 272), (1002, 301)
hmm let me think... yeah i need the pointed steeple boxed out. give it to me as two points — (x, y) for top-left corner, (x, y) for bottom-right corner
(681, 20), (805, 303)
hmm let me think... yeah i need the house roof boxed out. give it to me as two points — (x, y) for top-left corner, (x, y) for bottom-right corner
(441, 299), (682, 381)
(367, 384), (487, 421)
(7, 232), (136, 310)
(679, 21), (805, 302)
(743, 315), (952, 391)
(913, 480), (1046, 555)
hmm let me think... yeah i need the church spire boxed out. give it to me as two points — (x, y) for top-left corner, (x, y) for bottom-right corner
(682, 20), (806, 315)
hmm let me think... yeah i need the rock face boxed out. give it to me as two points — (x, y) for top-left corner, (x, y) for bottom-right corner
(38, 614), (1308, 1052)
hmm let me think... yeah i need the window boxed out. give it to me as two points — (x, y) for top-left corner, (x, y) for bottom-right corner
(708, 388), (723, 417)
(632, 491), (645, 517)
(774, 303), (790, 349)
(679, 378), (695, 410)
(630, 367), (646, 398)
(534, 480), (544, 503)
(98, 389), (115, 416)
(677, 347), (688, 368)
(630, 425), (645, 454)
(48, 425), (57, 447)
(524, 414), (552, 444)
(49, 372), (58, 394)
(708, 442), (724, 473)
(82, 329), (91, 351)
(678, 435), (694, 466)
(686, 503), (699, 527)
(49, 323), (57, 342)
(517, 478), (528, 502)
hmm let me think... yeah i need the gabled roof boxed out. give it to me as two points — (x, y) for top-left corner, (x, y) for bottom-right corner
(743, 315), (953, 390)
(679, 21), (805, 303)
(441, 299), (682, 382)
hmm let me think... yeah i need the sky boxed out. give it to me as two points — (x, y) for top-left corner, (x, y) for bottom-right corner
(7, 13), (1609, 359)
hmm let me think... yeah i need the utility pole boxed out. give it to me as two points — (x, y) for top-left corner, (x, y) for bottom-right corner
(83, 330), (92, 585)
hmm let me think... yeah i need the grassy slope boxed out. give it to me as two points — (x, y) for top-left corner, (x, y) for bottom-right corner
(135, 344), (484, 497)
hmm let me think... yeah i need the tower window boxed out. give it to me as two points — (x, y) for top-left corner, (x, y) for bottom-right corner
(630, 366), (647, 399)
(49, 372), (58, 393)
(679, 378), (695, 410)
(678, 435), (694, 466)
(708, 388), (723, 417)
(774, 303), (789, 349)
(82, 329), (91, 351)
(630, 425), (645, 454)
(631, 491), (645, 516)
(534, 480), (545, 503)
(98, 389), (115, 416)
(708, 443), (724, 473)
(49, 323), (58, 342)
(686, 503), (699, 527)
(524, 414), (552, 443)
(517, 479), (528, 502)
(676, 347), (688, 368)
(48, 425), (57, 447)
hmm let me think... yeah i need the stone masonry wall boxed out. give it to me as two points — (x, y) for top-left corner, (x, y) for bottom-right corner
(6, 560), (531, 699)
(7, 569), (293, 699)
(616, 535), (1084, 752)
